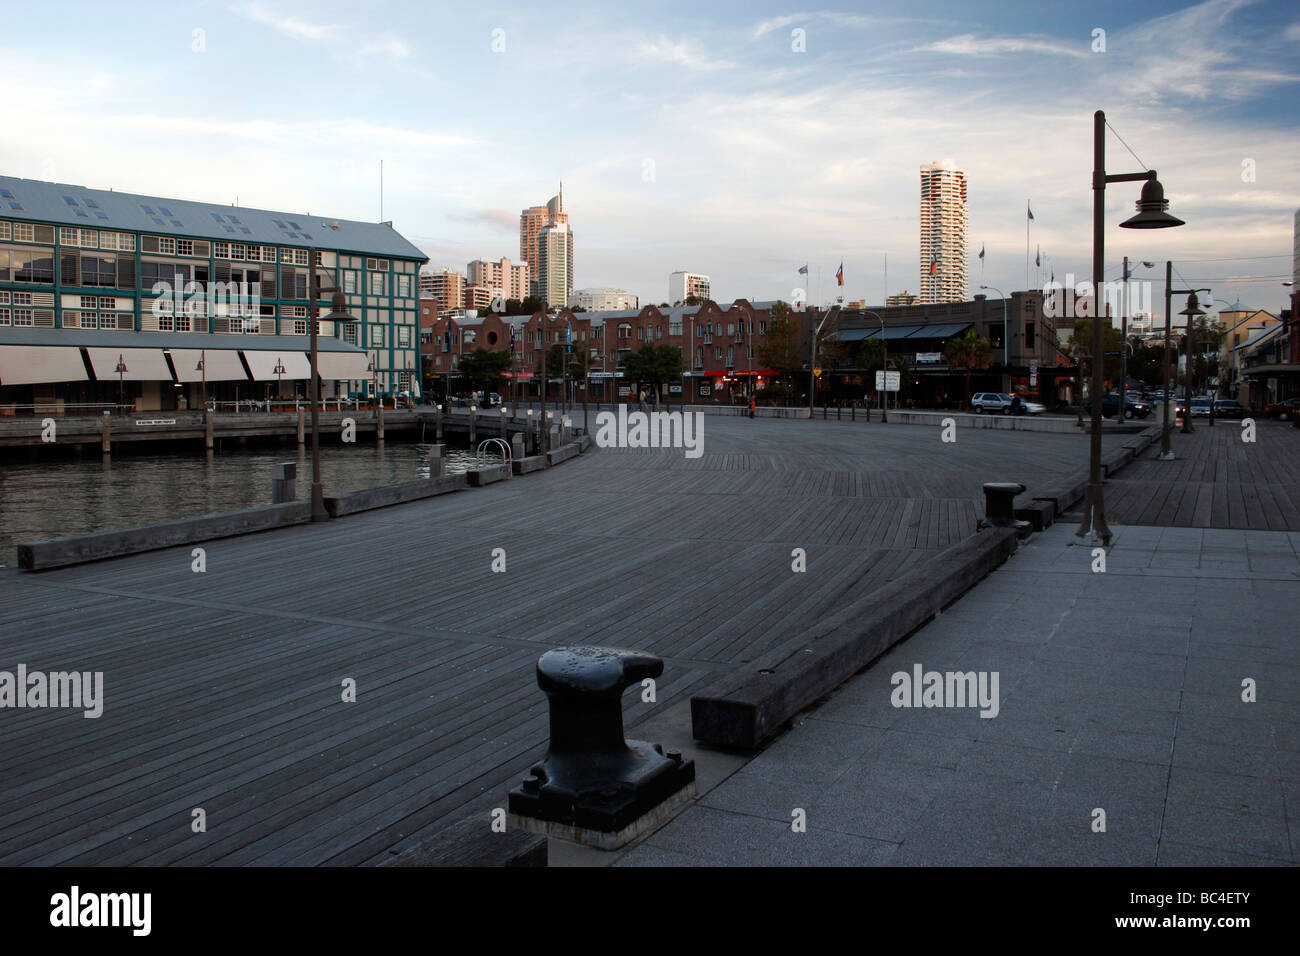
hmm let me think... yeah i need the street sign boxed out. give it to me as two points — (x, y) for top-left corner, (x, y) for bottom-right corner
(699, 385), (712, 396)
(1029, 359), (1038, 387)
(668, 383), (682, 394)
(813, 368), (822, 378)
(875, 370), (900, 392)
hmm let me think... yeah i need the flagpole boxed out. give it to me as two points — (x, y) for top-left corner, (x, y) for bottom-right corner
(1025, 201), (1030, 292)
(883, 253), (887, 306)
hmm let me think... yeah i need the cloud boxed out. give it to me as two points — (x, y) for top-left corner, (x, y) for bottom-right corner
(242, 2), (339, 42)
(446, 209), (520, 232)
(752, 11), (918, 39)
(916, 33), (1090, 60)
(636, 36), (732, 71)
(360, 37), (411, 59)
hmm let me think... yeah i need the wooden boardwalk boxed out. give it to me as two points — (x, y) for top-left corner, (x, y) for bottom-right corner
(0, 417), (1113, 865)
(1101, 420), (1300, 530)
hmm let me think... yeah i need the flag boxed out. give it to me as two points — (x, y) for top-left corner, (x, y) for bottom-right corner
(835, 262), (844, 286)
(1036, 246), (1041, 268)
(929, 256), (938, 277)
(978, 245), (985, 261)
(1050, 268), (1055, 283)
(797, 264), (808, 275)
(1027, 203), (1035, 221)
(509, 323), (516, 349)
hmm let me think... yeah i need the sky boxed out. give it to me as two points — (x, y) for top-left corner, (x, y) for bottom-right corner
(4, 0), (1299, 323)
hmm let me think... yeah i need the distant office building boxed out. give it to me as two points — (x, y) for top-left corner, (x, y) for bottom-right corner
(919, 160), (968, 304)
(420, 268), (465, 311)
(887, 291), (920, 306)
(669, 271), (710, 305)
(569, 288), (638, 311)
(537, 221), (573, 310)
(467, 256), (528, 303)
(520, 184), (570, 300)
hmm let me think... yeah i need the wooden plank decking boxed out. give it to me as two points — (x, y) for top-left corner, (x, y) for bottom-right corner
(1100, 421), (1300, 530)
(0, 417), (1114, 865)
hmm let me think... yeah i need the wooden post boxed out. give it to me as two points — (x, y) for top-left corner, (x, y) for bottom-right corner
(429, 443), (445, 478)
(469, 406), (477, 446)
(436, 405), (444, 444)
(377, 403), (385, 445)
(205, 411), (214, 450)
(101, 413), (111, 455)
(511, 432), (524, 461)
(297, 407), (305, 446)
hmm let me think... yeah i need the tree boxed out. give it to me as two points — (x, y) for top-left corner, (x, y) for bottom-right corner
(622, 342), (683, 406)
(684, 295), (702, 306)
(1067, 320), (1123, 387)
(856, 338), (886, 374)
(457, 348), (513, 395)
(943, 329), (995, 409)
(756, 301), (804, 385)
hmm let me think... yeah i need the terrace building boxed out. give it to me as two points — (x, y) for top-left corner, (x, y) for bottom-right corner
(0, 175), (426, 412)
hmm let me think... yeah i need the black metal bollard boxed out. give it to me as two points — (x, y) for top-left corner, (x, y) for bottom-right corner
(978, 481), (1031, 537)
(271, 462), (296, 503)
(508, 646), (696, 848)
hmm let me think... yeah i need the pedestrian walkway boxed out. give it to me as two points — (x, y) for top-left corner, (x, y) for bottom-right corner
(616, 522), (1300, 866)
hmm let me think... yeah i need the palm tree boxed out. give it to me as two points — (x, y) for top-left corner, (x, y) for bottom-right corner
(943, 329), (995, 410)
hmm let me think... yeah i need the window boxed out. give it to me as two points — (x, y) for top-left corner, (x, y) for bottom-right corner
(294, 249), (308, 266)
(230, 243), (246, 260)
(342, 270), (358, 294)
(1025, 322), (1036, 350)
(175, 314), (192, 332)
(80, 295), (98, 309)
(214, 241), (229, 258)
(0, 222), (9, 240)
(293, 320), (307, 336)
(12, 248), (55, 283)
(0, 291), (8, 303)
(637, 327), (645, 340)
(176, 239), (193, 257)
(11, 292), (31, 305)
(158, 237), (176, 255)
(261, 246), (277, 262)
(13, 223), (34, 242)
(369, 325), (385, 347)
(715, 346), (722, 360)
(396, 274), (411, 297)
(370, 272), (386, 296)
(98, 313), (118, 330)
(618, 323), (631, 339)
(398, 326), (411, 347)
(656, 326), (663, 339)
(0, 309), (8, 326)
(287, 305), (307, 318)
(100, 232), (134, 251)
(344, 323), (357, 345)
(14, 309), (34, 326)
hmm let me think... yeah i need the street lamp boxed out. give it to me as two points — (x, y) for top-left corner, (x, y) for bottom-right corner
(1077, 110), (1184, 547)
(1179, 293), (1207, 434)
(115, 355), (128, 411)
(196, 351), (207, 411)
(306, 272), (359, 521)
(367, 356), (377, 407)
(273, 357), (285, 412)
(1115, 259), (1155, 419)
(860, 309), (888, 422)
(979, 285), (1009, 392)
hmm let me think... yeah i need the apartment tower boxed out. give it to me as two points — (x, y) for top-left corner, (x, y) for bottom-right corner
(919, 160), (968, 304)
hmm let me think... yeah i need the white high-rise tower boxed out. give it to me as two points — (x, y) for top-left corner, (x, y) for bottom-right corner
(920, 160), (968, 304)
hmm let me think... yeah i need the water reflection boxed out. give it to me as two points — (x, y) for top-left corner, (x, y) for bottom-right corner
(0, 442), (498, 566)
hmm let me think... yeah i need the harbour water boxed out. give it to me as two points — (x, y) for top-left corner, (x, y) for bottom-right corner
(0, 442), (498, 567)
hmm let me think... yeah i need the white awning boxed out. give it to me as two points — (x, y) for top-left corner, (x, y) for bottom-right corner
(170, 348), (248, 382)
(0, 346), (89, 386)
(86, 347), (172, 382)
(314, 351), (371, 381)
(243, 351), (312, 380)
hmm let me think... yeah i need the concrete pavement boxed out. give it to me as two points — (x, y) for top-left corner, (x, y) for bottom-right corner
(613, 522), (1300, 866)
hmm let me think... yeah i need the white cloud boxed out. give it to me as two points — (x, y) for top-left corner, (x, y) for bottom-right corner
(635, 36), (732, 71)
(242, 2), (339, 42)
(916, 33), (1090, 60)
(360, 37), (411, 59)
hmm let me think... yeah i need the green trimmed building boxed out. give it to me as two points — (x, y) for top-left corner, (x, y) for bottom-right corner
(0, 174), (427, 412)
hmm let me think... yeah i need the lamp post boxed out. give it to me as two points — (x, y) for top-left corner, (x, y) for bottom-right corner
(367, 356), (377, 408)
(860, 309), (888, 422)
(307, 269), (359, 521)
(196, 350), (207, 411)
(979, 285), (1009, 393)
(1115, 259), (1155, 419)
(1178, 293), (1207, 434)
(808, 307), (832, 413)
(115, 354), (127, 412)
(1077, 109), (1184, 546)
(273, 357), (285, 412)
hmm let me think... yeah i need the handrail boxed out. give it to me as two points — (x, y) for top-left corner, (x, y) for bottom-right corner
(477, 437), (512, 469)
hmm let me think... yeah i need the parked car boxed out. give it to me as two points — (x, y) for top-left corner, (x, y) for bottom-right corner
(1101, 392), (1153, 419)
(1263, 397), (1300, 420)
(1213, 399), (1247, 419)
(1019, 399), (1046, 415)
(971, 392), (1013, 413)
(1190, 398), (1212, 418)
